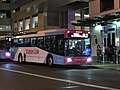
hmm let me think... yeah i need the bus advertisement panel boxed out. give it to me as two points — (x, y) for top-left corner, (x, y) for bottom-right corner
(10, 29), (91, 65)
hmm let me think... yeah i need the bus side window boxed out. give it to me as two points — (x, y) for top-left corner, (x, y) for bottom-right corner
(57, 35), (64, 55)
(38, 39), (40, 47)
(38, 37), (44, 48)
(50, 36), (56, 52)
(45, 36), (51, 50)
(31, 38), (37, 46)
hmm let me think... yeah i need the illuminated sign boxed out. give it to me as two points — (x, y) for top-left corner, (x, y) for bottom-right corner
(69, 33), (89, 38)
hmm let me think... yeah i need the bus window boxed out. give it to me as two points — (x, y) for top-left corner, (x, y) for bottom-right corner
(14, 38), (24, 47)
(83, 38), (91, 56)
(24, 38), (30, 46)
(44, 36), (51, 51)
(50, 36), (56, 52)
(56, 35), (64, 55)
(38, 37), (44, 48)
(31, 38), (37, 46)
(12, 39), (18, 47)
(65, 39), (91, 56)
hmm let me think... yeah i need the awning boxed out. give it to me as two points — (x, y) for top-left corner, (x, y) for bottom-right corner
(71, 11), (120, 26)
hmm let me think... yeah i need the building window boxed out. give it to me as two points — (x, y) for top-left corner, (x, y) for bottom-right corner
(0, 0), (10, 3)
(100, 0), (114, 12)
(0, 13), (6, 18)
(0, 25), (11, 31)
(32, 16), (38, 28)
(0, 10), (11, 18)
(25, 18), (30, 30)
(18, 20), (23, 31)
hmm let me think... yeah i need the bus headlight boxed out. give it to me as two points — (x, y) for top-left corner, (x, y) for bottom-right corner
(5, 52), (11, 57)
(87, 57), (92, 62)
(67, 58), (72, 62)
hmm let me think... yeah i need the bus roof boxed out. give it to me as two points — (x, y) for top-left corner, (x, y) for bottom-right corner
(13, 29), (67, 39)
(13, 29), (90, 39)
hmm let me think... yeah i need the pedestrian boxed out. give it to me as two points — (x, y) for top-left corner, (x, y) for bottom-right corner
(107, 45), (115, 63)
(96, 44), (102, 62)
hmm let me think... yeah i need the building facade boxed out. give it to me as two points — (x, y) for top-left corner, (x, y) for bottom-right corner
(89, 0), (120, 63)
(0, 0), (34, 35)
(11, 0), (89, 35)
(0, 0), (12, 35)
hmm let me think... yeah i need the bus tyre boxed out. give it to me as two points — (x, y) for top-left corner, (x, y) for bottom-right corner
(47, 56), (53, 66)
(24, 53), (26, 62)
(18, 54), (23, 63)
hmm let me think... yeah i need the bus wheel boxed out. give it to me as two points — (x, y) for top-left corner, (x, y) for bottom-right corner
(24, 53), (26, 62)
(18, 54), (23, 63)
(47, 56), (53, 66)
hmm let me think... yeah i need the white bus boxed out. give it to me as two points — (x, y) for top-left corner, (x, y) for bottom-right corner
(0, 36), (11, 59)
(10, 29), (92, 66)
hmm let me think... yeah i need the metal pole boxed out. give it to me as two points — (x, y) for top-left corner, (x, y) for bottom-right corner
(114, 24), (118, 64)
(102, 29), (105, 64)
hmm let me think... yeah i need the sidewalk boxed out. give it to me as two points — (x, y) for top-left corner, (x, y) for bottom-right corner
(92, 55), (120, 71)
(93, 63), (120, 71)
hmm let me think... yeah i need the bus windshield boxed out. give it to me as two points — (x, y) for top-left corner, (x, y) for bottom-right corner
(65, 38), (91, 56)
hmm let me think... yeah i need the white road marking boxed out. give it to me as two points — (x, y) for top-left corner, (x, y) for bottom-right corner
(61, 85), (79, 89)
(0, 67), (119, 90)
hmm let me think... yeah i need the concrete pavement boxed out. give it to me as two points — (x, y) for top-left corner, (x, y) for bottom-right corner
(93, 63), (120, 71)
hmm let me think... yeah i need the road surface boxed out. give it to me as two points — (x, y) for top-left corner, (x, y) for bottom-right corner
(0, 61), (119, 90)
